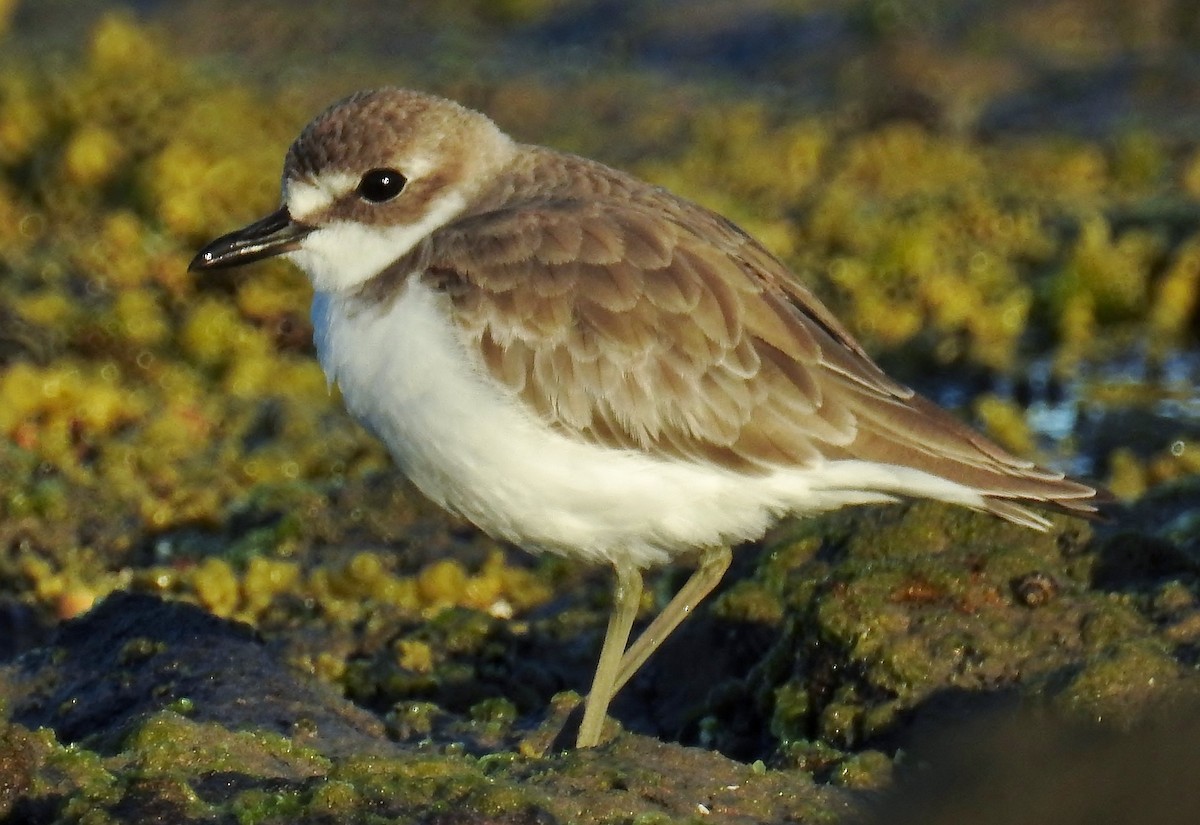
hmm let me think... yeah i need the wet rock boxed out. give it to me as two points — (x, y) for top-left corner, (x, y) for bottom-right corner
(5, 591), (388, 757)
(0, 592), (841, 824)
(852, 699), (1200, 825)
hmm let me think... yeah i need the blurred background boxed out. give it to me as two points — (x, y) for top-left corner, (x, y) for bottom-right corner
(1, 0), (1198, 664)
(3, 0), (1200, 682)
(0, 2), (1198, 821)
(0, 0), (1199, 768)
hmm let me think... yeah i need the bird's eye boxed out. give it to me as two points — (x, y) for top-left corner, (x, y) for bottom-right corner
(357, 168), (406, 203)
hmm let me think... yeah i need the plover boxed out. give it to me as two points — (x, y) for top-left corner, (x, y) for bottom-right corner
(191, 88), (1104, 748)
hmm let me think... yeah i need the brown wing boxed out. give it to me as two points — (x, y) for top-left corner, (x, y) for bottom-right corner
(412, 180), (1101, 518)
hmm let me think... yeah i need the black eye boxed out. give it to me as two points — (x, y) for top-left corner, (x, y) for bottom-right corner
(357, 168), (406, 203)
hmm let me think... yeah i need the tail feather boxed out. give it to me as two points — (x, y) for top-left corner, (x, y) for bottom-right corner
(832, 384), (1110, 528)
(979, 492), (1110, 530)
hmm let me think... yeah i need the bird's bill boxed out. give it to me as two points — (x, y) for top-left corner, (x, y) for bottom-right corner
(188, 207), (313, 271)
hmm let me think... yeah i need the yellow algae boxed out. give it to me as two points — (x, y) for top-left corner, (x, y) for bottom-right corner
(178, 299), (273, 369)
(0, 72), (48, 166)
(827, 257), (924, 347)
(152, 485), (228, 529)
(274, 359), (332, 403)
(1054, 291), (1097, 371)
(1111, 131), (1166, 191)
(192, 557), (240, 617)
(12, 289), (78, 329)
(961, 195), (1056, 260)
(274, 549), (553, 631)
(973, 394), (1036, 457)
(417, 559), (470, 608)
(86, 13), (172, 80)
(19, 555), (59, 603)
(1006, 140), (1109, 199)
(219, 343), (280, 398)
(309, 651), (348, 683)
(461, 564), (503, 612)
(1107, 447), (1149, 501)
(0, 362), (150, 462)
(63, 125), (126, 189)
(487, 551), (553, 612)
(16, 550), (121, 618)
(146, 248), (196, 298)
(305, 552), (419, 619)
(177, 299), (238, 367)
(1064, 216), (1157, 321)
(304, 571), (356, 622)
(235, 266), (312, 323)
(0, 181), (31, 254)
(1149, 239), (1200, 346)
(1147, 439), (1200, 484)
(374, 575), (422, 613)
(1183, 147), (1200, 197)
(146, 141), (225, 238)
(346, 551), (387, 588)
(0, 0), (15, 37)
(135, 399), (216, 466)
(240, 556), (300, 619)
(835, 123), (986, 200)
(72, 212), (158, 290)
(306, 569), (374, 624)
(148, 362), (210, 407)
(114, 290), (171, 347)
(0, 363), (47, 436)
(804, 168), (1045, 368)
(396, 640), (435, 674)
(76, 381), (138, 435)
(640, 105), (828, 208)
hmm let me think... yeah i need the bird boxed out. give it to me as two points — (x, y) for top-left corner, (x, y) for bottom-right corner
(190, 87), (1105, 749)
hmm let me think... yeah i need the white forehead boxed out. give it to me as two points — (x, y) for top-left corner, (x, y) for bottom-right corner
(284, 173), (354, 221)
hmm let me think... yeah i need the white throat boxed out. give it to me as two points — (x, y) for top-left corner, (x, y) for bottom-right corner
(285, 191), (466, 292)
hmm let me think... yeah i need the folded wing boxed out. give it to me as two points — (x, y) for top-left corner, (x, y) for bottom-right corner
(412, 166), (1101, 523)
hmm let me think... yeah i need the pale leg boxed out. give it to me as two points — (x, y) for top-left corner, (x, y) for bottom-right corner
(611, 545), (732, 696)
(577, 562), (643, 748)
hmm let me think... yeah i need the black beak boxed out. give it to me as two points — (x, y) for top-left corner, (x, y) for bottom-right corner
(188, 208), (313, 271)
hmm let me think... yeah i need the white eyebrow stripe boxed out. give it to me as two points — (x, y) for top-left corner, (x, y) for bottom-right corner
(285, 173), (358, 221)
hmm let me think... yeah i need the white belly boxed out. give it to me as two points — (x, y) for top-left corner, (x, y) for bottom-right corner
(310, 278), (986, 568)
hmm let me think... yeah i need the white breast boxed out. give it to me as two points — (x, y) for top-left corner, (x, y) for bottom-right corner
(310, 278), (991, 568)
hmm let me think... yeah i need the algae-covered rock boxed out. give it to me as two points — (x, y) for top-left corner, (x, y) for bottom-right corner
(636, 499), (1200, 771)
(0, 593), (846, 823)
(0, 4), (1197, 824)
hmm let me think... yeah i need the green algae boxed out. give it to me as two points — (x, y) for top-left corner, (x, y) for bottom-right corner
(123, 711), (331, 779)
(0, 5), (1197, 823)
(0, 10), (1195, 630)
(0, 12), (1194, 592)
(693, 501), (1199, 765)
(0, 711), (555, 825)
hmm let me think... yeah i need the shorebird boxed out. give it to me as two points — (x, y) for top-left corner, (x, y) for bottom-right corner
(191, 88), (1104, 748)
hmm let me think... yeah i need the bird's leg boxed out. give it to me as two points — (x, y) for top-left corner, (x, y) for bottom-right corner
(611, 545), (731, 696)
(577, 562), (643, 748)
(574, 546), (731, 747)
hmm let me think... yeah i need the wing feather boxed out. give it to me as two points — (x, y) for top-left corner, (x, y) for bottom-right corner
(399, 150), (1102, 517)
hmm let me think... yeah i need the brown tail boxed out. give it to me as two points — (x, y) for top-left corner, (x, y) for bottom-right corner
(837, 388), (1109, 528)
